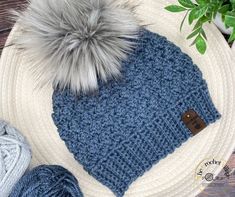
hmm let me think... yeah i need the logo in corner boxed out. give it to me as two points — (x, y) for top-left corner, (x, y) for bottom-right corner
(195, 158), (233, 191)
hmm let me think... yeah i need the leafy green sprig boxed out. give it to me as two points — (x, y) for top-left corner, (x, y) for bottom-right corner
(165, 0), (235, 54)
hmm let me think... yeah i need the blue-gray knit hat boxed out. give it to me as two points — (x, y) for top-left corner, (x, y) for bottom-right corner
(52, 28), (220, 197)
(4, 0), (221, 196)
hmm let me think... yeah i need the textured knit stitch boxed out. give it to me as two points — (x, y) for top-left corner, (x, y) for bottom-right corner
(52, 28), (221, 197)
(0, 120), (31, 197)
(10, 165), (83, 197)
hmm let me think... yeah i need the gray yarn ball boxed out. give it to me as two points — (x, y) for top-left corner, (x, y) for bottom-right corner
(0, 120), (31, 197)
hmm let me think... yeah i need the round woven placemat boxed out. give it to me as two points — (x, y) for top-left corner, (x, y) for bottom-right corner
(0, 0), (234, 196)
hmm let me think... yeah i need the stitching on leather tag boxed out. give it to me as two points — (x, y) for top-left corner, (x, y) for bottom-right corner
(181, 109), (207, 136)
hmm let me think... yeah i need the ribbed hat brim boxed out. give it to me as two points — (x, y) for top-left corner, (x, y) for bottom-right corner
(0, 0), (235, 196)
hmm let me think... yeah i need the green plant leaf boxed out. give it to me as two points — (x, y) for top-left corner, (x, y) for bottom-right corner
(195, 6), (208, 18)
(165, 5), (187, 12)
(189, 8), (197, 24)
(206, 12), (213, 20)
(179, 0), (195, 8)
(218, 4), (230, 14)
(192, 16), (209, 30)
(189, 6), (208, 24)
(225, 12), (235, 27)
(195, 0), (207, 5)
(187, 28), (201, 39)
(196, 35), (207, 54)
(200, 28), (207, 40)
(228, 29), (235, 42)
(209, 2), (220, 14)
(180, 11), (189, 31)
(230, 0), (235, 9)
(193, 20), (202, 30)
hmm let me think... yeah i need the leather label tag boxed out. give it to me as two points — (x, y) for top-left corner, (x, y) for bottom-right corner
(181, 109), (207, 136)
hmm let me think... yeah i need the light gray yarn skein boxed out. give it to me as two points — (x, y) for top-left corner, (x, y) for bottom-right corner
(0, 120), (31, 197)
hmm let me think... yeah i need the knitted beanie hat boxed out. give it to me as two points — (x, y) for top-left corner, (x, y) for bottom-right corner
(52, 29), (221, 197)
(12, 0), (221, 196)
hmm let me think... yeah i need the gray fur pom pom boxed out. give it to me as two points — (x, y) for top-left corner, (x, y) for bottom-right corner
(12, 0), (140, 94)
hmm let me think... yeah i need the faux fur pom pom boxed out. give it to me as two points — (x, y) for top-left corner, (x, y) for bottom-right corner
(12, 0), (140, 94)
